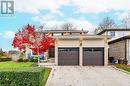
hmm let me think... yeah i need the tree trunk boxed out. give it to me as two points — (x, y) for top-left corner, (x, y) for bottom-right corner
(25, 44), (28, 59)
(37, 47), (40, 67)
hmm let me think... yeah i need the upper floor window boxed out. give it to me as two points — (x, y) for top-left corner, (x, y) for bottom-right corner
(71, 33), (81, 36)
(118, 32), (124, 37)
(53, 33), (61, 36)
(109, 31), (115, 37)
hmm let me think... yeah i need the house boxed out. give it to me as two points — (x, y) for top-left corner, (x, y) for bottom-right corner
(108, 36), (130, 65)
(38, 30), (109, 66)
(96, 28), (130, 41)
(96, 28), (130, 65)
(8, 50), (20, 61)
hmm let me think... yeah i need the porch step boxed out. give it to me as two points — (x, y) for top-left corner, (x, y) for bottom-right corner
(39, 63), (56, 66)
(40, 58), (55, 63)
(48, 58), (55, 63)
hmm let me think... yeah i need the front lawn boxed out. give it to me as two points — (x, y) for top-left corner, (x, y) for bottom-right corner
(113, 64), (130, 72)
(42, 68), (51, 86)
(0, 62), (33, 68)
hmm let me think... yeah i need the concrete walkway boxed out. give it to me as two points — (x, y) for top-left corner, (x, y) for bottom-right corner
(45, 66), (130, 86)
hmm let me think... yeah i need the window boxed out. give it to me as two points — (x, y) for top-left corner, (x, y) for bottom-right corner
(118, 32), (124, 37)
(53, 33), (61, 36)
(109, 31), (115, 37)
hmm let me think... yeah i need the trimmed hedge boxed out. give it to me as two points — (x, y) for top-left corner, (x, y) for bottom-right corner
(17, 58), (38, 62)
(0, 57), (11, 62)
(23, 59), (29, 62)
(17, 58), (23, 62)
(0, 68), (46, 86)
(29, 58), (38, 62)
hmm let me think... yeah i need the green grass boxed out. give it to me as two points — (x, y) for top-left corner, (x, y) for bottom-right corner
(0, 62), (33, 68)
(113, 64), (130, 72)
(42, 68), (51, 86)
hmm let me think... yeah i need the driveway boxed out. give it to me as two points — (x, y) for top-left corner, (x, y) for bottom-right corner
(45, 66), (130, 86)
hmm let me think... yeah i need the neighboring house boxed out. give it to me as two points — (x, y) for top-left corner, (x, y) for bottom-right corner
(96, 28), (130, 65)
(108, 36), (130, 65)
(96, 28), (130, 41)
(8, 50), (20, 61)
(36, 30), (109, 66)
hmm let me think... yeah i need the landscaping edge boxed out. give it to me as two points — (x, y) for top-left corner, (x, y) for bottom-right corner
(111, 65), (130, 75)
(43, 68), (52, 86)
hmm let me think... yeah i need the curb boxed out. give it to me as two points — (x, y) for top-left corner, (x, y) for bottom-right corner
(111, 66), (130, 75)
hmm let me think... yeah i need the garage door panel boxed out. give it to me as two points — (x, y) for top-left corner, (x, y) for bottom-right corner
(58, 48), (79, 65)
(83, 48), (104, 66)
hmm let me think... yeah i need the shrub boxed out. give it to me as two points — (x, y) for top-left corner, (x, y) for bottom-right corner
(29, 58), (34, 62)
(0, 68), (46, 86)
(17, 58), (23, 62)
(29, 58), (38, 62)
(34, 58), (38, 62)
(0, 57), (11, 62)
(17, 58), (38, 62)
(23, 59), (29, 62)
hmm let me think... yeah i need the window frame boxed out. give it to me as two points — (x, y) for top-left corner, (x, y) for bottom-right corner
(109, 31), (115, 37)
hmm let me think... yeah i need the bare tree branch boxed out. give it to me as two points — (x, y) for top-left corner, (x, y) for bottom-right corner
(98, 17), (116, 30)
(122, 13), (130, 29)
(61, 22), (75, 30)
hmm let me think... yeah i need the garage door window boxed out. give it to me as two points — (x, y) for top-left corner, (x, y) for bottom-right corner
(84, 48), (104, 51)
(59, 48), (78, 51)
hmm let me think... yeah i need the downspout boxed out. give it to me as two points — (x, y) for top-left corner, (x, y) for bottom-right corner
(125, 39), (127, 64)
(79, 33), (83, 66)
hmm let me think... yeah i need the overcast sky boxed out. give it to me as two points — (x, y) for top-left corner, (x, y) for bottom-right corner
(0, 0), (130, 51)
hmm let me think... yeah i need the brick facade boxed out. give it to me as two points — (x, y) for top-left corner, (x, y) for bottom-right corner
(109, 40), (126, 59)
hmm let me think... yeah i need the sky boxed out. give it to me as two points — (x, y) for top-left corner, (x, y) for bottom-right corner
(0, 0), (130, 51)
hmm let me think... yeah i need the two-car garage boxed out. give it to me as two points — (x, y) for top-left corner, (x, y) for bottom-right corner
(58, 47), (104, 66)
(55, 35), (108, 66)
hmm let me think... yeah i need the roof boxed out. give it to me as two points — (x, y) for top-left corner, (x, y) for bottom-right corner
(108, 35), (130, 44)
(8, 50), (19, 54)
(56, 35), (108, 40)
(42, 30), (88, 33)
(97, 28), (130, 35)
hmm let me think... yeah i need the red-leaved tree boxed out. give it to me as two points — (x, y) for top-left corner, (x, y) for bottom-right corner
(12, 24), (55, 64)
(12, 25), (35, 51)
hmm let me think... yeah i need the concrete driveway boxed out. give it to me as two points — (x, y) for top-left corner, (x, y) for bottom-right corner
(45, 66), (130, 86)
